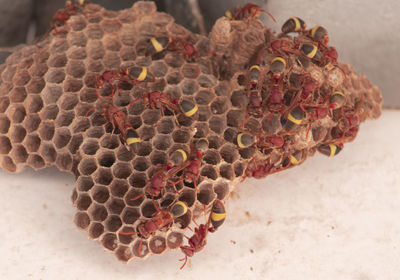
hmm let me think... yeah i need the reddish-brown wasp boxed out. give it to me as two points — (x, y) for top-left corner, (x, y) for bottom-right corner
(180, 200), (226, 269)
(169, 38), (199, 62)
(225, 3), (276, 22)
(129, 91), (180, 116)
(51, 0), (85, 35)
(172, 150), (203, 193)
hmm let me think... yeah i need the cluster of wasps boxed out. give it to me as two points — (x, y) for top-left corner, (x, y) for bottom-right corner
(225, 8), (362, 178)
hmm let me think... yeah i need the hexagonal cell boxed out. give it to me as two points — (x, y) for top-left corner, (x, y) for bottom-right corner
(203, 149), (221, 165)
(112, 162), (132, 179)
(197, 182), (216, 205)
(89, 203), (108, 222)
(26, 77), (45, 94)
(100, 135), (120, 150)
(149, 236), (167, 254)
(60, 93), (79, 111)
(10, 145), (28, 164)
(9, 87), (27, 103)
(157, 118), (175, 134)
(197, 74), (217, 88)
(141, 109), (161, 126)
(101, 233), (118, 251)
(9, 105), (26, 124)
(115, 146), (133, 162)
(179, 189), (196, 208)
(243, 117), (261, 134)
(214, 81), (231, 96)
(174, 209), (192, 229)
(88, 222), (104, 239)
(181, 79), (199, 95)
(211, 98), (229, 115)
(166, 71), (183, 85)
(208, 116), (225, 134)
(13, 69), (31, 86)
(45, 68), (65, 84)
(164, 52), (185, 68)
(56, 111), (75, 127)
(27, 154), (45, 170)
(121, 207), (141, 224)
(214, 181), (230, 200)
(40, 143), (57, 163)
(132, 239), (149, 258)
(81, 139), (100, 155)
(220, 144), (239, 164)
(172, 129), (191, 143)
(262, 114), (282, 134)
(231, 90), (248, 108)
(97, 151), (116, 168)
(48, 53), (67, 67)
(234, 162), (245, 177)
(109, 179), (129, 197)
(25, 95), (43, 114)
(105, 215), (123, 232)
(93, 167), (113, 185)
(74, 212), (90, 230)
(77, 176), (94, 192)
(182, 63), (200, 79)
(54, 127), (71, 149)
(167, 232), (183, 249)
(208, 135), (222, 149)
(0, 97), (10, 113)
(76, 193), (92, 211)
(23, 114), (40, 133)
(238, 147), (257, 159)
(68, 134), (83, 154)
(227, 110), (246, 127)
(2, 156), (16, 172)
(40, 104), (59, 121)
(92, 185), (110, 204)
(115, 246), (133, 262)
(195, 90), (214, 105)
(138, 125), (155, 141)
(120, 46), (137, 61)
(141, 200), (158, 218)
(0, 115), (10, 133)
(10, 125), (27, 143)
(108, 198), (125, 215)
(150, 150), (168, 165)
(135, 141), (151, 156)
(200, 165), (218, 180)
(68, 46), (87, 60)
(219, 164), (234, 180)
(0, 136), (11, 155)
(78, 158), (98, 175)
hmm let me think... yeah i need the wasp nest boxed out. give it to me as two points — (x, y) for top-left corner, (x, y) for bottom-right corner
(0, 2), (381, 263)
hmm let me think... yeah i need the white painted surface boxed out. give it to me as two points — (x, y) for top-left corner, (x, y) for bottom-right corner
(0, 110), (399, 280)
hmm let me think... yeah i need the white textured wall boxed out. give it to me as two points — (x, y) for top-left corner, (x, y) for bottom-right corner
(265, 0), (400, 106)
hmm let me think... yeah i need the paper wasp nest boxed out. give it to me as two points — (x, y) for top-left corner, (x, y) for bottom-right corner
(0, 2), (381, 262)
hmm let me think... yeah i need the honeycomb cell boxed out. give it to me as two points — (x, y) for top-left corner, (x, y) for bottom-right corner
(220, 144), (239, 163)
(40, 143), (57, 163)
(195, 90), (214, 105)
(112, 162), (132, 179)
(68, 46), (87, 60)
(10, 145), (28, 164)
(86, 24), (104, 40)
(174, 209), (192, 229)
(152, 135), (171, 151)
(118, 226), (136, 244)
(74, 212), (90, 229)
(23, 114), (40, 133)
(25, 95), (43, 114)
(150, 150), (168, 165)
(108, 198), (125, 215)
(200, 165), (218, 180)
(77, 176), (94, 192)
(142, 109), (160, 125)
(89, 203), (108, 222)
(98, 151), (116, 167)
(197, 74), (217, 88)
(136, 141), (152, 156)
(211, 98), (229, 114)
(0, 97), (10, 113)
(56, 152), (73, 171)
(138, 125), (155, 141)
(26, 77), (45, 94)
(182, 63), (200, 79)
(78, 158), (98, 175)
(86, 126), (104, 138)
(208, 135), (222, 149)
(149, 236), (167, 254)
(243, 118), (261, 134)
(197, 183), (216, 205)
(180, 79), (199, 96)
(60, 94), (79, 111)
(172, 129), (190, 143)
(141, 200), (158, 218)
(93, 167), (113, 185)
(239, 146), (257, 159)
(68, 134), (83, 154)
(48, 53), (67, 68)
(11, 125), (27, 143)
(81, 139), (100, 156)
(133, 239), (149, 258)
(27, 154), (45, 170)
(179, 189), (196, 207)
(128, 172), (147, 188)
(105, 215), (123, 232)
(46, 68), (65, 84)
(10, 87), (27, 103)
(0, 115), (10, 133)
(219, 164), (234, 180)
(156, 118), (175, 134)
(13, 69), (30, 86)
(121, 207), (141, 224)
(167, 232), (183, 249)
(198, 105), (211, 122)
(227, 110), (245, 127)
(88, 40), (105, 59)
(214, 80), (231, 96)
(164, 52), (185, 68)
(166, 71), (182, 85)
(209, 116), (225, 134)
(120, 46), (137, 61)
(64, 78), (83, 92)
(88, 222), (104, 239)
(262, 114), (283, 134)
(68, 30), (88, 47)
(115, 246), (133, 262)
(103, 52), (121, 69)
(99, 135), (120, 150)
(40, 105), (59, 120)
(110, 179), (129, 197)
(76, 193), (92, 211)
(234, 162), (245, 177)
(214, 181), (230, 200)
(42, 85), (62, 104)
(101, 233), (118, 251)
(203, 149), (221, 165)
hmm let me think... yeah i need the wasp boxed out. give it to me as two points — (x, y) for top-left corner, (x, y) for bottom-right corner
(225, 3), (276, 22)
(85, 102), (141, 152)
(299, 43), (322, 62)
(173, 150), (203, 192)
(145, 37), (170, 56)
(179, 99), (199, 118)
(129, 91), (180, 116)
(244, 159), (276, 179)
(120, 201), (188, 256)
(170, 149), (188, 166)
(285, 106), (305, 128)
(194, 137), (209, 152)
(95, 69), (133, 98)
(281, 17), (306, 34)
(269, 39), (298, 56)
(309, 25), (329, 45)
(169, 38), (199, 62)
(318, 144), (343, 157)
(329, 91), (346, 109)
(51, 0), (85, 35)
(180, 200), (226, 269)
(235, 133), (255, 148)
